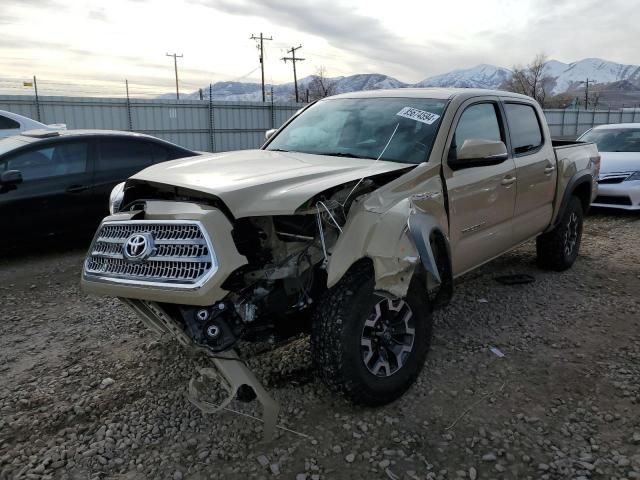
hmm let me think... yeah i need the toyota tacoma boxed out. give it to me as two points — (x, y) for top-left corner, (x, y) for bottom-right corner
(81, 89), (600, 437)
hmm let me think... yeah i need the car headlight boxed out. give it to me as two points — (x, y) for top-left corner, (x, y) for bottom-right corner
(626, 171), (640, 181)
(109, 182), (125, 214)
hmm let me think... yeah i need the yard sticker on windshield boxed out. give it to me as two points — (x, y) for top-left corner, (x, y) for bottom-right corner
(396, 107), (440, 125)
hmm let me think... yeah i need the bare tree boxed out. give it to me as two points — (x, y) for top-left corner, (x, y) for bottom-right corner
(503, 54), (552, 107)
(307, 67), (336, 102)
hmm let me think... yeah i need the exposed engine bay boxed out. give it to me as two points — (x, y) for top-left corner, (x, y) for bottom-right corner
(151, 175), (393, 355)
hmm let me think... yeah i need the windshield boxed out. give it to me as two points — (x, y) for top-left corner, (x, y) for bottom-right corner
(580, 128), (640, 152)
(266, 97), (448, 164)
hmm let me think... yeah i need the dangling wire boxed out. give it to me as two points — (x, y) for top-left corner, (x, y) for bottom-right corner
(341, 122), (400, 208)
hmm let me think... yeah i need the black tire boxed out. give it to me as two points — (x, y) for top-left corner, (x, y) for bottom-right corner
(310, 263), (433, 406)
(536, 195), (584, 271)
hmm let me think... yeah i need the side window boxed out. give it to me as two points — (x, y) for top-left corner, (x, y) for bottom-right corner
(451, 103), (503, 158)
(96, 139), (154, 172)
(3, 142), (88, 181)
(504, 103), (543, 154)
(0, 115), (20, 130)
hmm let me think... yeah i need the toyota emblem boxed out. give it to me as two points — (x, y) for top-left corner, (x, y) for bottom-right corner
(123, 233), (154, 261)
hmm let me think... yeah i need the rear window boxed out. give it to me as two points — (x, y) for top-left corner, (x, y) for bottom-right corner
(579, 128), (640, 152)
(504, 103), (543, 154)
(0, 115), (20, 130)
(97, 139), (154, 171)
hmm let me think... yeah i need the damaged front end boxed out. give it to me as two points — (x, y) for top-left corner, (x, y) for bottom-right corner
(81, 161), (451, 439)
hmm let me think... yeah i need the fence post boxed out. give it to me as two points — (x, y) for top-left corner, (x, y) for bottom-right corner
(574, 109), (580, 137)
(33, 75), (41, 122)
(125, 79), (133, 131)
(208, 84), (215, 153)
(561, 108), (566, 137)
(270, 86), (275, 129)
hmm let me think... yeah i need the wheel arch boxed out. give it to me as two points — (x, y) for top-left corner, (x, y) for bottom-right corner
(547, 172), (593, 233)
(407, 212), (454, 309)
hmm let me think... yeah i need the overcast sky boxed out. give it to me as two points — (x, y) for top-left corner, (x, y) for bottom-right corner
(1, 0), (638, 96)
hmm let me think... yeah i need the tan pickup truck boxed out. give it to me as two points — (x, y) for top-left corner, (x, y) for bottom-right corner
(82, 88), (599, 432)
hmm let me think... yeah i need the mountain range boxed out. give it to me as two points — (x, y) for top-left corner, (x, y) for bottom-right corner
(178, 58), (640, 104)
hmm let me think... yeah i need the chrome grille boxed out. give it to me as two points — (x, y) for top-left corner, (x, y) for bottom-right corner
(84, 221), (216, 287)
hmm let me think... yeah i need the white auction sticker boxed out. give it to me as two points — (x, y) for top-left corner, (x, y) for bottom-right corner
(396, 107), (440, 125)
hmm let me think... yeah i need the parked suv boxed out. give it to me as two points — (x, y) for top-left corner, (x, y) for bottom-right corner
(81, 89), (599, 437)
(0, 130), (195, 243)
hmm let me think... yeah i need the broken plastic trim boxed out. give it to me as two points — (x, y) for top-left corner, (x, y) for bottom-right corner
(120, 298), (280, 441)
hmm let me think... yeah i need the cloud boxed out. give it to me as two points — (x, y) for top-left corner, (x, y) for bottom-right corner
(88, 8), (107, 21)
(477, 0), (639, 67)
(194, 0), (459, 80)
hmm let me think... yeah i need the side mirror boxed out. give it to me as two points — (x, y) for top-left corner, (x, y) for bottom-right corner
(449, 139), (508, 170)
(1, 170), (23, 185)
(265, 129), (277, 140)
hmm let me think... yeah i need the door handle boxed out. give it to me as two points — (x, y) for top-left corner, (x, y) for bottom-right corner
(501, 176), (516, 186)
(66, 184), (89, 193)
(544, 165), (556, 174)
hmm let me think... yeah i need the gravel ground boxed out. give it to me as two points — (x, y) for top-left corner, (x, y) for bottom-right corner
(1, 211), (639, 480)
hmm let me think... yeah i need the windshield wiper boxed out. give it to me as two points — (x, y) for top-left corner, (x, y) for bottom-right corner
(314, 151), (374, 159)
(269, 148), (290, 152)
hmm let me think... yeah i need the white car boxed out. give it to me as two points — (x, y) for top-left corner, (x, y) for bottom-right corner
(0, 109), (66, 139)
(579, 123), (640, 210)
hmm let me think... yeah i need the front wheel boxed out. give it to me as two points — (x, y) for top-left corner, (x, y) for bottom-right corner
(310, 264), (432, 406)
(536, 196), (584, 271)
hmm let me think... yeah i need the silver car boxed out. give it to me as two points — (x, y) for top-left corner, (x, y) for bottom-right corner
(579, 123), (640, 210)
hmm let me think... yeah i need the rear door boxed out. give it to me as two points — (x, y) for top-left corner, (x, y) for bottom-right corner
(0, 139), (94, 237)
(504, 102), (557, 242)
(0, 114), (22, 139)
(442, 98), (517, 276)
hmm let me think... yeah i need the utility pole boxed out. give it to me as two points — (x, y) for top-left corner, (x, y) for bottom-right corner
(584, 78), (590, 109)
(281, 45), (305, 102)
(166, 53), (183, 100)
(250, 33), (273, 102)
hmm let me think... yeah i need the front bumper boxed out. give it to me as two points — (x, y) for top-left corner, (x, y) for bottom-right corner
(81, 201), (248, 306)
(592, 180), (640, 210)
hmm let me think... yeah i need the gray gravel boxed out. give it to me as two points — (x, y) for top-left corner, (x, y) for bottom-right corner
(1, 211), (639, 480)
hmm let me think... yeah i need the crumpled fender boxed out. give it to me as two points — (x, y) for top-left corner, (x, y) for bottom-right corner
(326, 164), (449, 298)
(326, 199), (419, 297)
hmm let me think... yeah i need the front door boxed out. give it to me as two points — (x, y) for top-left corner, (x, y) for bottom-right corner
(442, 99), (517, 276)
(0, 139), (94, 239)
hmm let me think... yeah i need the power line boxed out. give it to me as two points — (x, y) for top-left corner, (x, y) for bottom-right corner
(281, 45), (305, 102)
(249, 33), (273, 102)
(166, 53), (183, 100)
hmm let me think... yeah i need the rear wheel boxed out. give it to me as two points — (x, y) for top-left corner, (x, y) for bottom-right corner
(310, 264), (432, 405)
(536, 196), (584, 271)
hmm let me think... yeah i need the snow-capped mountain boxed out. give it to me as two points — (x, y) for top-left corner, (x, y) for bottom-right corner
(543, 58), (640, 94)
(415, 64), (511, 89)
(180, 73), (407, 102)
(176, 58), (640, 102)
